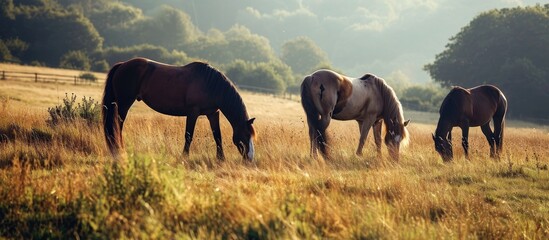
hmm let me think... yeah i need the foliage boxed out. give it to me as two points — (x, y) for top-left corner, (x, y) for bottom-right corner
(78, 72), (97, 82)
(98, 44), (188, 66)
(225, 59), (288, 94)
(400, 85), (446, 112)
(47, 93), (100, 125)
(185, 25), (277, 66)
(91, 59), (109, 72)
(77, 158), (166, 238)
(93, 4), (198, 50)
(281, 36), (331, 76)
(59, 50), (91, 70)
(77, 96), (101, 123)
(2, 2), (103, 67)
(425, 5), (549, 119)
(0, 40), (13, 62)
(86, 1), (143, 31)
(0, 38), (27, 63)
(0, 0), (332, 96)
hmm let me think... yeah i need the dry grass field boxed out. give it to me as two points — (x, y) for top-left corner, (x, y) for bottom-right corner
(0, 64), (548, 239)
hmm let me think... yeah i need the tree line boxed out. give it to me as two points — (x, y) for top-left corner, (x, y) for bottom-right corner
(2, 1), (548, 120)
(426, 4), (549, 120)
(0, 0), (331, 94)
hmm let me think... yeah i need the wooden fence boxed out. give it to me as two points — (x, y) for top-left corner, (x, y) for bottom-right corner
(0, 69), (301, 101)
(0, 70), (101, 85)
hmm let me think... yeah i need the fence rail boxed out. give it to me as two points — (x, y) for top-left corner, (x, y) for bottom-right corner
(0, 70), (101, 85)
(0, 69), (300, 101)
(237, 84), (299, 101)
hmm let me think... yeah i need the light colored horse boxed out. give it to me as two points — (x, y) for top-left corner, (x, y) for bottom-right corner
(300, 69), (410, 160)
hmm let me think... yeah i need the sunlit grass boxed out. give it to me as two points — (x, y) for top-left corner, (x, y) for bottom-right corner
(0, 76), (548, 238)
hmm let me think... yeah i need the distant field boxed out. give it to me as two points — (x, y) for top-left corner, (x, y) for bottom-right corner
(0, 65), (548, 239)
(0, 63), (107, 81)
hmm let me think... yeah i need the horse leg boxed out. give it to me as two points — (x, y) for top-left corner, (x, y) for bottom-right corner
(480, 123), (496, 158)
(183, 112), (199, 157)
(461, 125), (470, 159)
(114, 96), (136, 150)
(306, 118), (318, 158)
(307, 117), (318, 158)
(356, 117), (376, 157)
(207, 111), (224, 161)
(317, 114), (331, 159)
(373, 120), (383, 156)
(493, 115), (505, 159)
(356, 120), (364, 156)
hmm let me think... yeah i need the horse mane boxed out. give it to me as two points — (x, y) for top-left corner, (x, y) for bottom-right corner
(191, 62), (255, 136)
(370, 75), (409, 145)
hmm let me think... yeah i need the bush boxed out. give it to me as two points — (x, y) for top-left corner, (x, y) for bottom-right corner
(92, 60), (109, 72)
(59, 51), (91, 70)
(47, 93), (101, 125)
(400, 85), (446, 112)
(225, 60), (287, 94)
(79, 72), (97, 82)
(100, 44), (188, 66)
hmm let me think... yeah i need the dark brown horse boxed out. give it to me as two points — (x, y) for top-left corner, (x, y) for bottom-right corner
(102, 58), (256, 160)
(301, 70), (410, 161)
(433, 85), (507, 161)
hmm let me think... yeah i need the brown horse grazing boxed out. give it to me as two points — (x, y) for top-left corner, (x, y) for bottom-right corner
(433, 85), (507, 161)
(301, 70), (410, 161)
(102, 58), (256, 161)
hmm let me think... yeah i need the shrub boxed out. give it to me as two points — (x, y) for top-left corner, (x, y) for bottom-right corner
(47, 93), (101, 125)
(79, 72), (97, 82)
(225, 60), (287, 94)
(59, 50), (91, 71)
(78, 96), (101, 123)
(92, 60), (109, 72)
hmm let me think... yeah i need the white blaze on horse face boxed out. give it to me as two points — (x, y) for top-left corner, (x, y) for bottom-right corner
(395, 135), (402, 144)
(248, 138), (255, 160)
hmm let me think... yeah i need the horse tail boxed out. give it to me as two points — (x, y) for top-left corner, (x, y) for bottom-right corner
(301, 75), (319, 126)
(102, 62), (123, 155)
(301, 74), (330, 158)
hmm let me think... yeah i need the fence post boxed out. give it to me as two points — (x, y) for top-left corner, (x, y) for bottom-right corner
(35, 73), (38, 82)
(1, 71), (5, 80)
(74, 76), (77, 85)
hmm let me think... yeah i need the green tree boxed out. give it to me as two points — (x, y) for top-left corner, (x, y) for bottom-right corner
(225, 60), (287, 94)
(132, 5), (200, 50)
(186, 25), (277, 65)
(99, 44), (188, 66)
(0, 38), (27, 63)
(425, 5), (549, 119)
(0, 40), (12, 62)
(59, 50), (91, 70)
(90, 5), (201, 50)
(0, 0), (15, 21)
(87, 2), (143, 47)
(5, 4), (103, 67)
(281, 36), (331, 76)
(400, 85), (445, 112)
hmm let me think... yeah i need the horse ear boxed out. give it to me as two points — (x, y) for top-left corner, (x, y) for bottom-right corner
(247, 118), (256, 125)
(404, 119), (410, 126)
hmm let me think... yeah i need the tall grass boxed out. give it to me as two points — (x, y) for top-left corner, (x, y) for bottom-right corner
(0, 89), (548, 238)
